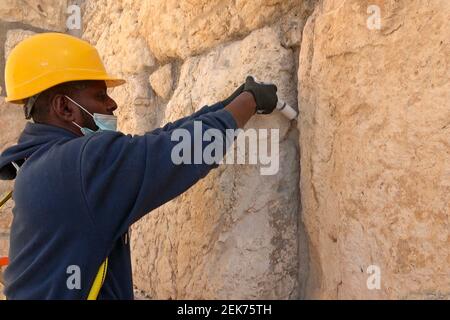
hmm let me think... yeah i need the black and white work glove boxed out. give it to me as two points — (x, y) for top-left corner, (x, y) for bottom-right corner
(243, 76), (278, 114)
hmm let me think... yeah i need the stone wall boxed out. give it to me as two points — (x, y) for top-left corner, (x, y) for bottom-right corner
(0, 0), (448, 300)
(81, 0), (313, 299)
(298, 0), (449, 299)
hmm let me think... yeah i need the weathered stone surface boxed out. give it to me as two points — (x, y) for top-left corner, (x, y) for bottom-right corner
(131, 27), (300, 299)
(105, 72), (156, 135)
(0, 0), (67, 31)
(149, 64), (173, 100)
(0, 0), (447, 301)
(298, 0), (450, 299)
(82, 2), (301, 299)
(4, 29), (36, 59)
(140, 0), (300, 61)
(0, 198), (13, 256)
(82, 0), (157, 135)
(0, 29), (33, 247)
(278, 0), (316, 48)
(0, 195), (13, 228)
(0, 28), (32, 286)
(1, 29), (33, 195)
(0, 236), (10, 257)
(82, 0), (155, 76)
(164, 28), (297, 138)
(0, 96), (21, 254)
(0, 186), (13, 273)
(0, 101), (26, 161)
(0, 97), (25, 201)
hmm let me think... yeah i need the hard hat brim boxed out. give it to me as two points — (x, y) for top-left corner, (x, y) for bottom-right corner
(6, 75), (126, 104)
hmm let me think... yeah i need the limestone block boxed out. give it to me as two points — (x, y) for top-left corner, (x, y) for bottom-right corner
(164, 27), (297, 140)
(4, 29), (36, 59)
(0, 96), (22, 244)
(131, 27), (300, 299)
(0, 0), (67, 31)
(139, 0), (299, 61)
(82, 0), (155, 76)
(149, 64), (173, 100)
(82, 1), (158, 135)
(298, 0), (450, 299)
(0, 29), (30, 262)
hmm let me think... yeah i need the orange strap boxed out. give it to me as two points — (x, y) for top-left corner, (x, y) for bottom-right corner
(0, 257), (9, 267)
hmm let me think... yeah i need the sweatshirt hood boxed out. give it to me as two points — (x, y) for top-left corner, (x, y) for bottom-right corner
(0, 122), (78, 180)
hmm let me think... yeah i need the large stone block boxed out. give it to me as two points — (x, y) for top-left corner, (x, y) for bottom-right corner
(139, 0), (300, 61)
(0, 96), (22, 247)
(0, 196), (13, 231)
(0, 192), (12, 264)
(0, 100), (26, 154)
(82, 0), (155, 76)
(0, 0), (68, 31)
(4, 29), (36, 59)
(82, 0), (157, 134)
(149, 64), (173, 100)
(298, 0), (450, 299)
(0, 30), (31, 191)
(0, 231), (11, 257)
(130, 27), (300, 299)
(164, 27), (297, 138)
(0, 29), (32, 260)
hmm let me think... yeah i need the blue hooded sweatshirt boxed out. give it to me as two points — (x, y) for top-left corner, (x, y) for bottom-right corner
(0, 102), (237, 299)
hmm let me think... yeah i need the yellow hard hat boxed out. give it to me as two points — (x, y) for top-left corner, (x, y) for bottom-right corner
(5, 32), (125, 104)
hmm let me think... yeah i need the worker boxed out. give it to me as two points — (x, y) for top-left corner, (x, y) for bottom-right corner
(0, 33), (278, 299)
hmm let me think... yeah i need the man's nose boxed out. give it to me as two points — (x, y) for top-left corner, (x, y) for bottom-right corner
(106, 99), (118, 114)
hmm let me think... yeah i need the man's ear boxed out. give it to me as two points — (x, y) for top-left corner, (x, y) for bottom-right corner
(51, 94), (76, 122)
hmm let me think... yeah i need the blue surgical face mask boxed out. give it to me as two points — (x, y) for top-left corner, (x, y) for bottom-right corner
(66, 95), (118, 135)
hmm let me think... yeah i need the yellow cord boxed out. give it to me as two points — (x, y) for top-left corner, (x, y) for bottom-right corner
(87, 258), (108, 300)
(0, 191), (13, 209)
(1, 189), (108, 300)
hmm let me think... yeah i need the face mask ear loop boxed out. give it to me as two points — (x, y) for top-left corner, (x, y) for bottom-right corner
(72, 121), (83, 130)
(65, 95), (94, 118)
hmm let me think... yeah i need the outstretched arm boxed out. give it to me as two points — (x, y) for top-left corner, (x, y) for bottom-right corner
(81, 78), (275, 244)
(224, 91), (256, 128)
(150, 84), (245, 134)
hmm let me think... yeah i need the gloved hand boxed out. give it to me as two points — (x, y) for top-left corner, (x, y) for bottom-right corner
(243, 76), (278, 114)
(220, 83), (245, 107)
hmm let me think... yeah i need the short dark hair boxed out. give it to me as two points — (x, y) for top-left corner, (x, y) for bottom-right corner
(29, 80), (92, 122)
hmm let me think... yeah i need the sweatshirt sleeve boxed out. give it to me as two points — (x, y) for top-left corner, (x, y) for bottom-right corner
(80, 108), (237, 244)
(151, 101), (226, 134)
